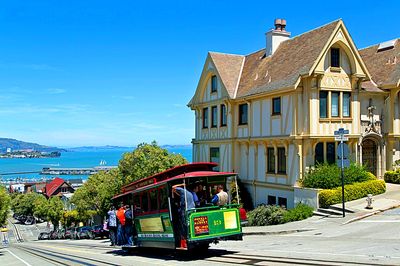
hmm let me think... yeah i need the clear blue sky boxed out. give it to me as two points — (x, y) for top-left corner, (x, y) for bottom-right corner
(0, 1), (398, 147)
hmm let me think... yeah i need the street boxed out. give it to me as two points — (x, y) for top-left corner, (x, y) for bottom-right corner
(1, 208), (399, 265)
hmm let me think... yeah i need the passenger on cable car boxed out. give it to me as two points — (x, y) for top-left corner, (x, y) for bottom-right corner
(211, 185), (228, 206)
(172, 183), (195, 247)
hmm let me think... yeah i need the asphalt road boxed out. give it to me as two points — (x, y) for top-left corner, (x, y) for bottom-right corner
(1, 208), (399, 265)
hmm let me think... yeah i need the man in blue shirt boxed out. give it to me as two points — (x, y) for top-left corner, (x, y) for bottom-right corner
(172, 184), (195, 247)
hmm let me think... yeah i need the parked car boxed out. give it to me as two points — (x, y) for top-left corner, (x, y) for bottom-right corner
(38, 232), (50, 240)
(76, 226), (93, 239)
(91, 225), (109, 239)
(57, 228), (66, 239)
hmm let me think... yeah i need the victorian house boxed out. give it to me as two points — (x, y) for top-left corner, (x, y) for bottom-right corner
(188, 19), (400, 208)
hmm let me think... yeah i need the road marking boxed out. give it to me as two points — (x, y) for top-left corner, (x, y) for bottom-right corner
(5, 249), (32, 266)
(359, 220), (400, 223)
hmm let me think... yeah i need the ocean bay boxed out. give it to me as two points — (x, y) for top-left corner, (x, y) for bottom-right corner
(0, 147), (192, 181)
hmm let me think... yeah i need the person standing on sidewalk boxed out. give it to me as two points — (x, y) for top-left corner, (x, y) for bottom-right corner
(107, 206), (117, 246)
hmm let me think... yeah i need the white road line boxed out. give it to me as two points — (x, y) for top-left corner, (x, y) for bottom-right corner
(5, 249), (32, 266)
(359, 220), (400, 223)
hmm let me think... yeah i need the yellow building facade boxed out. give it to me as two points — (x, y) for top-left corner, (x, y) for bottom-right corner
(188, 19), (400, 208)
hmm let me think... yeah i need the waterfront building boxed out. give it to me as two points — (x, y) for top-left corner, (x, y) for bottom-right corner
(188, 19), (400, 208)
(43, 177), (75, 198)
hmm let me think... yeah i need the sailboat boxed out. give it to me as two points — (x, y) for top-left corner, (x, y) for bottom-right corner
(99, 160), (107, 166)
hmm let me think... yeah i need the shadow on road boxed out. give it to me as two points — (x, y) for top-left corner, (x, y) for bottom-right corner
(107, 247), (236, 261)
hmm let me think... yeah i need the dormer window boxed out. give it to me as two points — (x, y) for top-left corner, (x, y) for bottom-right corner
(330, 48), (340, 68)
(211, 75), (217, 93)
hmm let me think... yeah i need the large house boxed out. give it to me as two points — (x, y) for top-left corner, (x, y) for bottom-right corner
(188, 19), (400, 208)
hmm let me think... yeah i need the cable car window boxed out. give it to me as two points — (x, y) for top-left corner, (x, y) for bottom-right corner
(141, 192), (149, 212)
(149, 189), (158, 211)
(159, 186), (168, 210)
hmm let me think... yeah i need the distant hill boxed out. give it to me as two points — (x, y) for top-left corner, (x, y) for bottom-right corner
(67, 145), (134, 152)
(0, 138), (66, 153)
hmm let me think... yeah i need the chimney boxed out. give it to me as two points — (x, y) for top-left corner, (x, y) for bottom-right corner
(265, 18), (291, 56)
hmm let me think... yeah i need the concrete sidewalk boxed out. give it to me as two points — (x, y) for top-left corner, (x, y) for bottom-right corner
(242, 182), (400, 235)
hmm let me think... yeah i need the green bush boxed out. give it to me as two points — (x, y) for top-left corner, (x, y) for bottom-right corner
(384, 171), (400, 184)
(301, 163), (374, 189)
(247, 205), (285, 226)
(283, 204), (314, 223)
(247, 204), (315, 226)
(319, 179), (386, 208)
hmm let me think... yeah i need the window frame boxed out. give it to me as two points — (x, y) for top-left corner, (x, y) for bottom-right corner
(272, 97), (281, 115)
(211, 106), (218, 128)
(238, 103), (248, 125)
(319, 91), (328, 119)
(210, 147), (220, 171)
(326, 142), (336, 164)
(220, 104), (227, 127)
(331, 91), (340, 117)
(277, 147), (286, 174)
(330, 48), (340, 68)
(211, 75), (217, 93)
(342, 92), (351, 117)
(267, 147), (275, 174)
(202, 107), (208, 128)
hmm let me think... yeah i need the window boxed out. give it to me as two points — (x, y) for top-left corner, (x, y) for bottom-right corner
(327, 142), (336, 164)
(277, 147), (286, 174)
(272, 97), (281, 115)
(331, 48), (340, 68)
(238, 104), (248, 125)
(319, 91), (328, 118)
(158, 186), (168, 210)
(315, 142), (324, 164)
(220, 105), (227, 126)
(141, 192), (149, 212)
(343, 92), (351, 117)
(278, 197), (287, 209)
(149, 189), (158, 211)
(331, 92), (339, 117)
(210, 147), (220, 171)
(202, 108), (208, 128)
(211, 106), (218, 127)
(211, 75), (217, 93)
(267, 148), (275, 173)
(267, 195), (276, 205)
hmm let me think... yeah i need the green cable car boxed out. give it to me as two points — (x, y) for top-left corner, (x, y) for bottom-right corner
(112, 162), (243, 250)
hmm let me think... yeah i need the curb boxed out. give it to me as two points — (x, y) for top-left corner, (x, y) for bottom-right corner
(342, 203), (400, 225)
(243, 228), (315, 236)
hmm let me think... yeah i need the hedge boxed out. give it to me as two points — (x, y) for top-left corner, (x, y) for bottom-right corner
(319, 179), (386, 208)
(247, 204), (314, 226)
(384, 171), (400, 184)
(301, 163), (374, 189)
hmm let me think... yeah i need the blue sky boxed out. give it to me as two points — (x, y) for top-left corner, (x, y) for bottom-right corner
(0, 1), (398, 147)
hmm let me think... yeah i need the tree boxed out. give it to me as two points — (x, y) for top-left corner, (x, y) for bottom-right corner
(118, 141), (188, 184)
(0, 186), (11, 226)
(47, 197), (64, 230)
(11, 192), (42, 216)
(33, 194), (49, 221)
(229, 177), (254, 211)
(71, 168), (123, 219)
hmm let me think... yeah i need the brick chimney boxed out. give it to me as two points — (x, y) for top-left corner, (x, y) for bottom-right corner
(265, 18), (291, 56)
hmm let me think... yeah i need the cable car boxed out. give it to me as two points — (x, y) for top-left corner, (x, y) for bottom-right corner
(112, 162), (243, 250)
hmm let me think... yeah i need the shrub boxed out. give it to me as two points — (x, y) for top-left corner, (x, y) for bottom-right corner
(283, 204), (314, 223)
(384, 171), (400, 184)
(301, 163), (374, 189)
(247, 205), (285, 226)
(319, 179), (386, 208)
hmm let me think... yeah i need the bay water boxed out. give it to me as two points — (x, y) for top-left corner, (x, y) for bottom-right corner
(0, 147), (192, 181)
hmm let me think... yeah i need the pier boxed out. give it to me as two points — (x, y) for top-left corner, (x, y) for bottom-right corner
(40, 166), (117, 175)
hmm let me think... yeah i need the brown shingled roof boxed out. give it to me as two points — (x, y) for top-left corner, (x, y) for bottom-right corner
(236, 20), (341, 98)
(209, 52), (244, 98)
(359, 39), (400, 87)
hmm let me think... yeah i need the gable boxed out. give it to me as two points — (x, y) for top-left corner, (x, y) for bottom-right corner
(188, 52), (244, 107)
(312, 21), (371, 80)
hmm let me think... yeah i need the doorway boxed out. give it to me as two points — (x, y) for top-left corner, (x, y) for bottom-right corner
(362, 139), (377, 176)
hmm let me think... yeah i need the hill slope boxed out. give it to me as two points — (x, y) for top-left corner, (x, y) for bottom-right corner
(0, 138), (65, 153)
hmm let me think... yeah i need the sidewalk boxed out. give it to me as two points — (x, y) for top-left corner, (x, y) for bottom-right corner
(242, 183), (400, 236)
